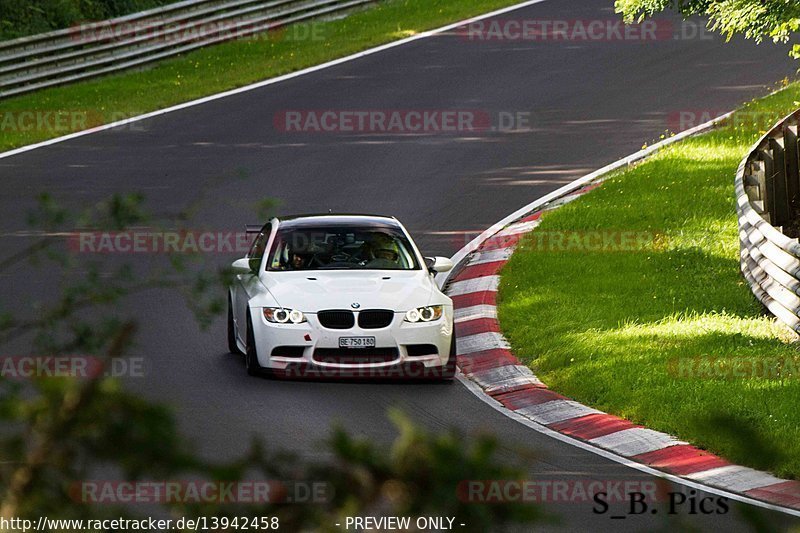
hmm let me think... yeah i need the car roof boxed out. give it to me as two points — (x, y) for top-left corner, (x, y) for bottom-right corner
(273, 214), (402, 230)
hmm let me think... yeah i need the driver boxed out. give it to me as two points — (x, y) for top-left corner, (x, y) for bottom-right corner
(281, 242), (308, 270)
(364, 233), (401, 268)
(289, 252), (306, 270)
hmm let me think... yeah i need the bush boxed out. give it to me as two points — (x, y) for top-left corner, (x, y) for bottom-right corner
(0, 0), (178, 40)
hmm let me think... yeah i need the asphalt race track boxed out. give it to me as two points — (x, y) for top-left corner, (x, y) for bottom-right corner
(2, 0), (800, 530)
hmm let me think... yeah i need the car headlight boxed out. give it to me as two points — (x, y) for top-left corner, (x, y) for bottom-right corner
(404, 305), (443, 323)
(263, 307), (306, 324)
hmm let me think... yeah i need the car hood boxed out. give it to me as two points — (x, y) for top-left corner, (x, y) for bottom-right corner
(258, 270), (435, 312)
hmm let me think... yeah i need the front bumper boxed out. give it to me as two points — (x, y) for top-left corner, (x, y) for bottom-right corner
(250, 307), (454, 378)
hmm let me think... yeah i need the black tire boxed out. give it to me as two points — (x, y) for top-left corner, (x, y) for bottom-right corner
(439, 326), (457, 381)
(227, 293), (243, 355)
(245, 311), (263, 376)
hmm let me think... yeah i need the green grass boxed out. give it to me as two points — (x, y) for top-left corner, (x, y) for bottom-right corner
(499, 81), (800, 479)
(0, 0), (524, 151)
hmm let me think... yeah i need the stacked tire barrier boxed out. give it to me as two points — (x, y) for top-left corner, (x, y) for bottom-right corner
(737, 109), (800, 332)
(0, 0), (378, 99)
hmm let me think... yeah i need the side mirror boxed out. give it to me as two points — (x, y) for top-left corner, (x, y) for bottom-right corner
(231, 257), (253, 275)
(424, 256), (453, 274)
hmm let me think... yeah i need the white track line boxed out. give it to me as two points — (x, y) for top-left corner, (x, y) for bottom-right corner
(456, 331), (509, 355)
(686, 466), (787, 493)
(454, 304), (498, 323)
(466, 248), (516, 266)
(516, 399), (602, 425)
(0, 0), (551, 161)
(447, 276), (500, 296)
(469, 365), (544, 391)
(588, 428), (687, 457)
(496, 219), (541, 236)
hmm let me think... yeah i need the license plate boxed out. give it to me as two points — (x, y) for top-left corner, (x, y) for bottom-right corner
(338, 336), (376, 348)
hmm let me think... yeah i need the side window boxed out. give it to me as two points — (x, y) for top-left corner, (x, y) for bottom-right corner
(247, 224), (271, 272)
(268, 237), (287, 270)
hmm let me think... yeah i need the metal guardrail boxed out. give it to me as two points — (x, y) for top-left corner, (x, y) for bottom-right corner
(737, 109), (800, 333)
(0, 0), (377, 99)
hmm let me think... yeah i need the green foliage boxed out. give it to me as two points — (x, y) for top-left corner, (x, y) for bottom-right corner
(0, 0), (177, 40)
(320, 410), (541, 530)
(616, 0), (800, 58)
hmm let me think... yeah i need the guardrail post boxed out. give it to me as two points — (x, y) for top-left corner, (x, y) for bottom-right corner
(768, 136), (790, 229)
(745, 160), (768, 218)
(783, 122), (800, 217)
(758, 146), (777, 224)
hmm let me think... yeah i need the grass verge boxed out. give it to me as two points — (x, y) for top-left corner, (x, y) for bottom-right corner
(498, 80), (800, 479)
(0, 0), (525, 152)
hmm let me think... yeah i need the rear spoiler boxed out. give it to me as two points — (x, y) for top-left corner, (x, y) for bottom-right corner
(245, 224), (262, 235)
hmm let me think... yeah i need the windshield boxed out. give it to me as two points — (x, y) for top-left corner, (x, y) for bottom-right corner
(267, 224), (421, 271)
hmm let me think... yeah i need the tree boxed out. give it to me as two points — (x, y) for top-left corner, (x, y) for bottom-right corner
(615, 0), (800, 58)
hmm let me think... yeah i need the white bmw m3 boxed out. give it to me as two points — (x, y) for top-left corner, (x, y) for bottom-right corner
(227, 214), (456, 380)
